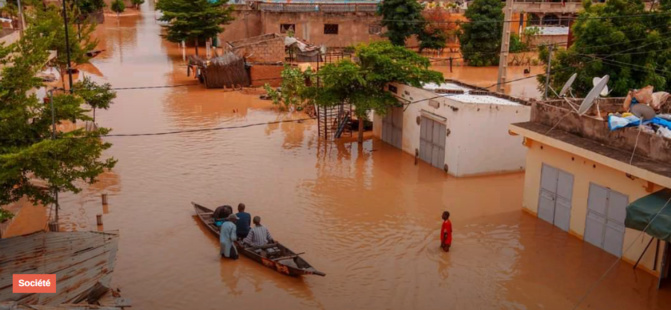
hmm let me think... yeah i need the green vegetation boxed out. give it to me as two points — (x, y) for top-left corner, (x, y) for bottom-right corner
(269, 42), (443, 143)
(378, 0), (447, 50)
(29, 4), (97, 88)
(156, 0), (234, 56)
(73, 0), (107, 16)
(539, 0), (671, 96)
(73, 77), (117, 123)
(111, 0), (126, 15)
(0, 25), (116, 220)
(264, 66), (314, 111)
(458, 0), (504, 66)
(131, 0), (145, 9)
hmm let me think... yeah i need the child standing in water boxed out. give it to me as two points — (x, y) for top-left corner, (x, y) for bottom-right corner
(441, 211), (452, 252)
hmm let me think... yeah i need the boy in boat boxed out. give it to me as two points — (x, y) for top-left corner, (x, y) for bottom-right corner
(243, 216), (274, 248)
(220, 214), (239, 259)
(235, 203), (251, 239)
(441, 211), (452, 252)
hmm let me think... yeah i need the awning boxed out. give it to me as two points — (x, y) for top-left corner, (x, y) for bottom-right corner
(625, 189), (671, 242)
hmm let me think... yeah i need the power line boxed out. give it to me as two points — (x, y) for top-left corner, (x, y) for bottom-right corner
(101, 118), (312, 137)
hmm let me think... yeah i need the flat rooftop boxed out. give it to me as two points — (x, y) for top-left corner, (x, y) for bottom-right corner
(423, 81), (526, 106)
(509, 99), (671, 187)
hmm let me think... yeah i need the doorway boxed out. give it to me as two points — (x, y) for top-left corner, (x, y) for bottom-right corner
(538, 164), (574, 232)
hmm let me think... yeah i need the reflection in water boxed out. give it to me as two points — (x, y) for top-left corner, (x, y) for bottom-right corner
(54, 2), (671, 310)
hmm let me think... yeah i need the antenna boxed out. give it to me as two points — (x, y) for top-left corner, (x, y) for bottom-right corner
(578, 75), (609, 117)
(559, 73), (577, 97)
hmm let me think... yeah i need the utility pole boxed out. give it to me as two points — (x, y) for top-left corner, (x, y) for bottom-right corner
(48, 89), (60, 231)
(544, 45), (553, 100)
(496, 0), (514, 93)
(62, 0), (74, 93)
(16, 0), (25, 37)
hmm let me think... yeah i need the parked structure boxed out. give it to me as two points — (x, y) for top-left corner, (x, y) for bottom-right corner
(372, 81), (531, 177)
(509, 98), (671, 285)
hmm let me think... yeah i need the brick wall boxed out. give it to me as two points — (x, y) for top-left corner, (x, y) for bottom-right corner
(250, 64), (284, 87)
(232, 36), (286, 63)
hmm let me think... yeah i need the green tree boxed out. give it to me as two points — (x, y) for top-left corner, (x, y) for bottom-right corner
(263, 65), (313, 111)
(378, 0), (447, 49)
(73, 77), (116, 123)
(156, 0), (234, 56)
(378, 0), (426, 46)
(131, 0), (145, 9)
(111, 0), (126, 16)
(29, 5), (97, 89)
(539, 0), (671, 97)
(0, 26), (116, 221)
(315, 42), (443, 142)
(458, 0), (504, 66)
(72, 0), (106, 17)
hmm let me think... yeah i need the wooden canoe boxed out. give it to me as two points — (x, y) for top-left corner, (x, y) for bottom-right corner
(192, 202), (325, 277)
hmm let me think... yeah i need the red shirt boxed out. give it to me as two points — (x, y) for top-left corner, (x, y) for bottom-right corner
(441, 220), (452, 245)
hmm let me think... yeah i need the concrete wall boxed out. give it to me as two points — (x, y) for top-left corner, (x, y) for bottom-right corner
(0, 197), (47, 239)
(373, 83), (530, 177)
(260, 12), (383, 48)
(250, 64), (283, 87)
(219, 8), (264, 43)
(522, 141), (666, 276)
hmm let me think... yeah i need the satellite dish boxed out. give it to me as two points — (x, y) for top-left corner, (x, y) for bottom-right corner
(559, 73), (577, 97)
(592, 76), (609, 96)
(578, 75), (609, 115)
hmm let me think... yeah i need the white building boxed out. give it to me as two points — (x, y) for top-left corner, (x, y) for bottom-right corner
(372, 81), (531, 177)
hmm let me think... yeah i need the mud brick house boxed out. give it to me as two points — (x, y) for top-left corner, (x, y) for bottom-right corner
(227, 33), (286, 63)
(509, 99), (671, 286)
(373, 81), (531, 177)
(220, 1), (384, 49)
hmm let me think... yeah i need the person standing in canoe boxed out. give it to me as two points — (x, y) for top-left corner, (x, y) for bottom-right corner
(440, 211), (452, 252)
(220, 214), (239, 259)
(235, 203), (251, 239)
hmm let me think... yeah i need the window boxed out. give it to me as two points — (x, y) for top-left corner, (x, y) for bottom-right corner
(368, 24), (382, 35)
(324, 24), (339, 35)
(280, 24), (295, 34)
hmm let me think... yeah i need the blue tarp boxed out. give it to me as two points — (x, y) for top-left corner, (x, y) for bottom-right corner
(608, 115), (671, 131)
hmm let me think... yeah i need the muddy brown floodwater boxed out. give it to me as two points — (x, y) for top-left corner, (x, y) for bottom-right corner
(56, 3), (671, 309)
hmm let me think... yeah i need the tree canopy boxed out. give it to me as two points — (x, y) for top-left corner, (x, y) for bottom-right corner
(539, 0), (671, 97)
(29, 4), (97, 88)
(73, 77), (116, 122)
(0, 25), (116, 221)
(272, 42), (443, 142)
(378, 0), (447, 50)
(458, 0), (504, 66)
(111, 0), (126, 15)
(156, 0), (234, 55)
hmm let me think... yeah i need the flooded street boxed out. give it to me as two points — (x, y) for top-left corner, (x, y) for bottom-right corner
(56, 3), (670, 309)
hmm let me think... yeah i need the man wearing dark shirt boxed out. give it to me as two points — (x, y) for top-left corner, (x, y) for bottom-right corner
(235, 203), (251, 239)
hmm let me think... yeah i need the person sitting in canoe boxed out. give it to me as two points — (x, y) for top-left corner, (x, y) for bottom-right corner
(243, 216), (274, 248)
(235, 203), (251, 239)
(220, 214), (239, 260)
(213, 205), (233, 227)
